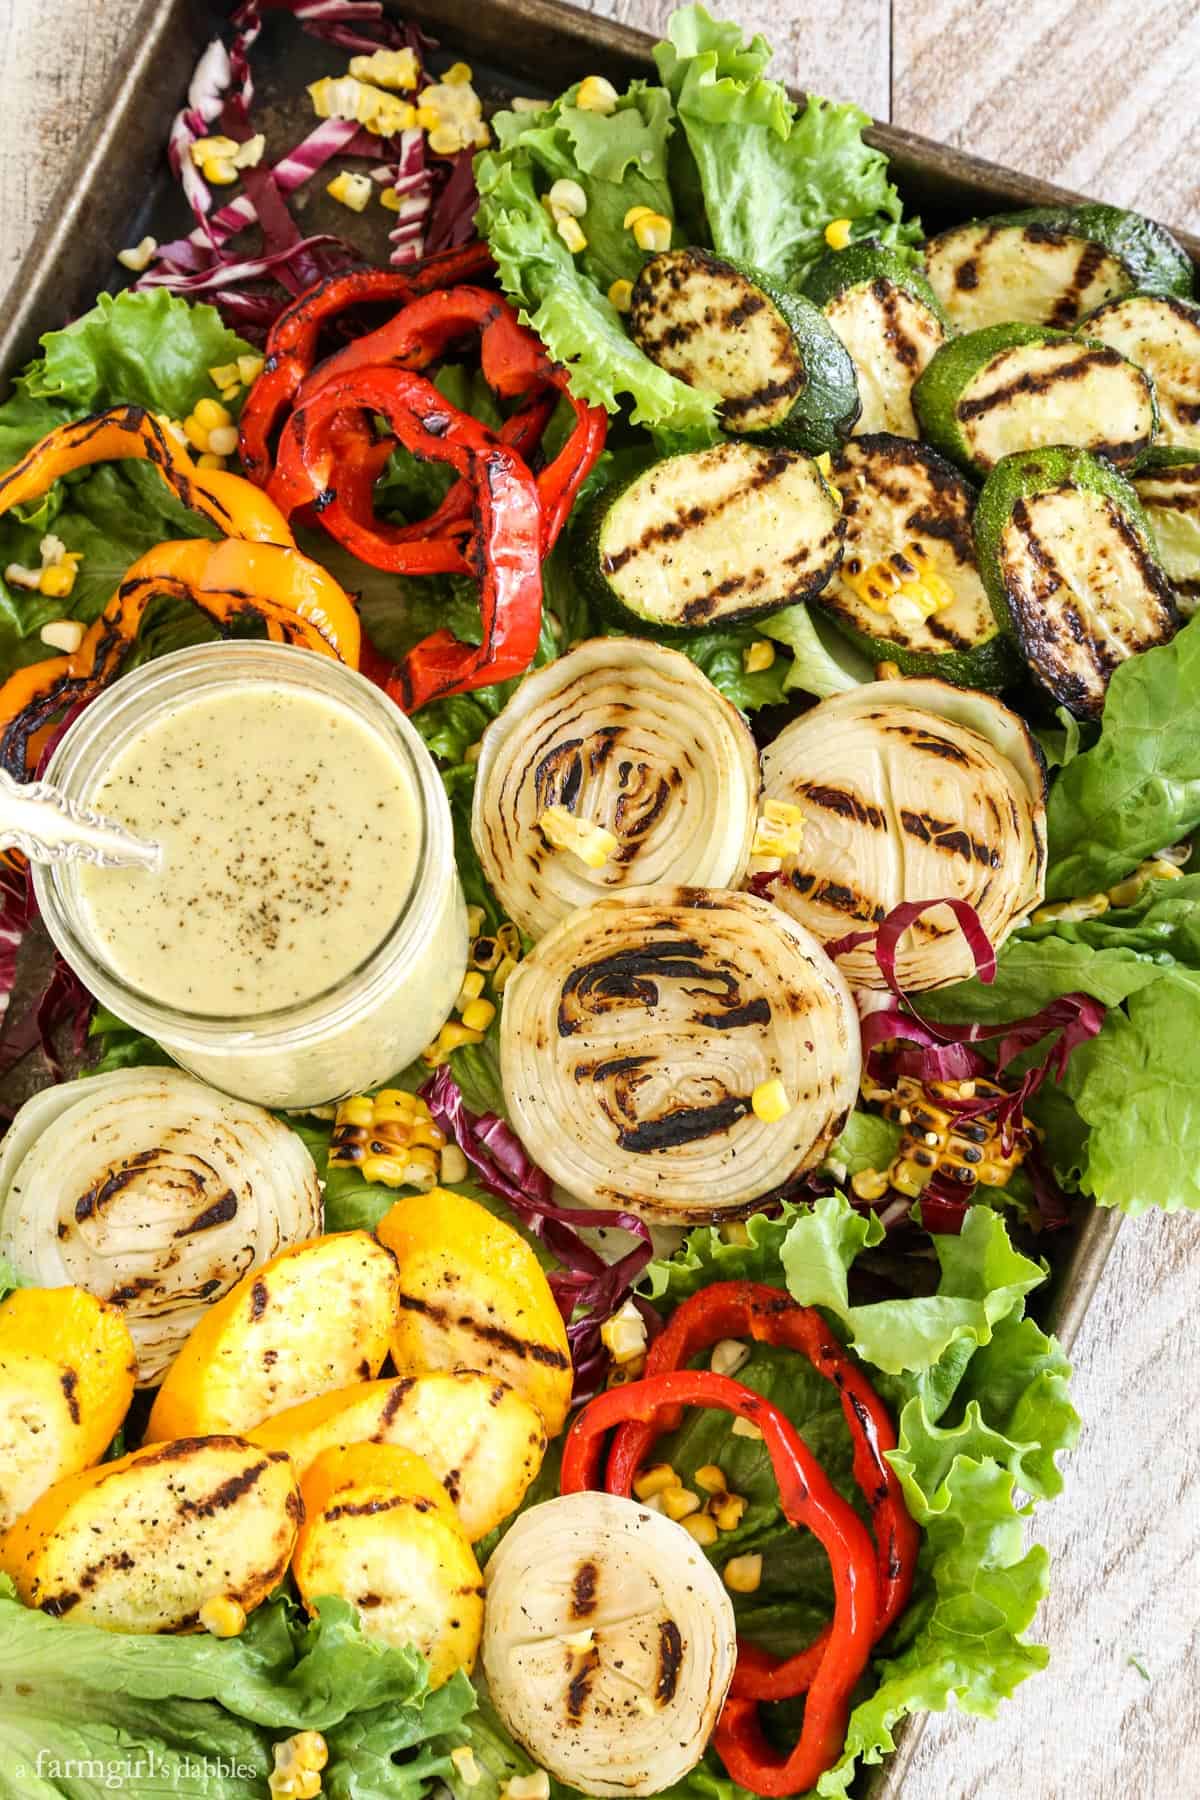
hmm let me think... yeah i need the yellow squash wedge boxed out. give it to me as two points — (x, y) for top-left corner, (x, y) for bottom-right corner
(0, 1434), (301, 1631)
(293, 1443), (484, 1686)
(376, 1189), (572, 1437)
(250, 1369), (547, 1541)
(0, 1285), (137, 1532)
(145, 1232), (399, 1441)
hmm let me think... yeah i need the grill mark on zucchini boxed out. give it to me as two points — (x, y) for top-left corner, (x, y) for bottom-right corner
(720, 370), (807, 422)
(873, 278), (923, 369)
(1047, 241), (1111, 328)
(956, 345), (1124, 421)
(601, 450), (797, 577)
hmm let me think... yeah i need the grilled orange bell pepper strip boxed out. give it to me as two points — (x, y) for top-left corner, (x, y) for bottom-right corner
(0, 537), (360, 779)
(0, 406), (294, 545)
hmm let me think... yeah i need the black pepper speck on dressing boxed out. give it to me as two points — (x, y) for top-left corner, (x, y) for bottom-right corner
(76, 684), (418, 1015)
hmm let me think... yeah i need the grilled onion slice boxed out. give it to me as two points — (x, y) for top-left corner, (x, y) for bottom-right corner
(483, 1492), (737, 1796)
(499, 886), (860, 1222)
(472, 639), (760, 940)
(0, 1069), (322, 1383)
(760, 679), (1047, 990)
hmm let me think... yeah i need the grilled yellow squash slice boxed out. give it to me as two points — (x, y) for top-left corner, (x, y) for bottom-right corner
(293, 1443), (484, 1686)
(0, 1434), (301, 1630)
(376, 1190), (572, 1437)
(251, 1369), (546, 1541)
(0, 1286), (137, 1532)
(145, 1232), (399, 1441)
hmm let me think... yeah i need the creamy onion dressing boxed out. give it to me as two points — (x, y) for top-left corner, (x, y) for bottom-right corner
(77, 683), (421, 1016)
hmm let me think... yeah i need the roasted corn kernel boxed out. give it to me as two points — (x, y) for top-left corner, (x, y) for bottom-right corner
(731, 1416), (762, 1441)
(460, 997), (497, 1033)
(190, 134), (241, 184)
(309, 75), (417, 136)
(329, 1089), (445, 1190)
(556, 215), (588, 254)
(198, 1595), (247, 1637)
(440, 1143), (469, 1186)
(743, 639), (776, 674)
(632, 211), (671, 252)
(751, 1078), (792, 1123)
(117, 235), (158, 272)
(633, 1463), (678, 1500)
(850, 1166), (889, 1202)
(724, 1553), (763, 1594)
(824, 217), (853, 250)
(608, 278), (634, 312)
(710, 1337), (750, 1378)
(493, 953), (520, 993)
(465, 904), (486, 937)
(1107, 857), (1186, 908)
(538, 804), (617, 869)
(422, 1021), (486, 1065)
(416, 74), (490, 154)
(576, 75), (619, 114)
(879, 1075), (1029, 1195)
(457, 970), (487, 1008)
(450, 1747), (482, 1787)
(600, 1298), (648, 1366)
(270, 1731), (328, 1798)
(694, 1464), (727, 1495)
(1031, 893), (1109, 925)
(661, 1486), (702, 1521)
(683, 1513), (719, 1547)
(39, 618), (85, 653)
(548, 177), (588, 217)
(327, 171), (374, 213)
(712, 1492), (748, 1532)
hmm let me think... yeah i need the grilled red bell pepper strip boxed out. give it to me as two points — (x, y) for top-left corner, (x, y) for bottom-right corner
(237, 240), (494, 482)
(605, 1280), (919, 1699)
(269, 365), (543, 708)
(560, 1369), (878, 1800)
(295, 285), (607, 558)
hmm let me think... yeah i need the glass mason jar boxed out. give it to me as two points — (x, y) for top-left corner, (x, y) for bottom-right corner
(35, 643), (468, 1110)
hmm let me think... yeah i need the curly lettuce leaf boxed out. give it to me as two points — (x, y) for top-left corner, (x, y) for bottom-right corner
(654, 4), (920, 288)
(0, 1581), (475, 1799)
(924, 876), (1200, 1212)
(823, 1107), (903, 1177)
(474, 142), (716, 435)
(758, 602), (873, 697)
(0, 290), (253, 678)
(632, 1191), (1076, 1800)
(1044, 612), (1200, 899)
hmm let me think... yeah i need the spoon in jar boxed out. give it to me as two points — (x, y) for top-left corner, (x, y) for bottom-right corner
(0, 766), (162, 870)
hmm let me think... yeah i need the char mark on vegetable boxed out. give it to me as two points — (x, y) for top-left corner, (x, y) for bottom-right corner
(174, 1190), (238, 1236)
(617, 1097), (749, 1154)
(656, 1619), (684, 1705)
(956, 346), (1128, 422)
(800, 783), (885, 828)
(395, 1291), (570, 1369)
(571, 1559), (599, 1619)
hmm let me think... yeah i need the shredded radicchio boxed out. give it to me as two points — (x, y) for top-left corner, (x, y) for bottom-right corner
(826, 898), (1104, 1233)
(422, 1064), (657, 1400)
(136, 0), (478, 336)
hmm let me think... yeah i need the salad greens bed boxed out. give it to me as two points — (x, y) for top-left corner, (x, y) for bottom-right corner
(0, 3), (1198, 1797)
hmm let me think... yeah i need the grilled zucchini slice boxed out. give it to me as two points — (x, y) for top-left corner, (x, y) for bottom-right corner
(629, 248), (859, 450)
(975, 446), (1178, 717)
(913, 322), (1157, 479)
(924, 204), (1193, 332)
(805, 244), (951, 437)
(577, 441), (844, 629)
(820, 435), (1015, 687)
(0, 1434), (301, 1630)
(293, 1444), (484, 1687)
(250, 1370), (547, 1541)
(1134, 447), (1200, 614)
(1080, 293), (1200, 450)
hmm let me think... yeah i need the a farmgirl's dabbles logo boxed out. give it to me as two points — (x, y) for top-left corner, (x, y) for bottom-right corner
(25, 1749), (265, 1789)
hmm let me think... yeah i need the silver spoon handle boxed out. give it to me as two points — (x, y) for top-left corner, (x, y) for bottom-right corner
(0, 767), (162, 870)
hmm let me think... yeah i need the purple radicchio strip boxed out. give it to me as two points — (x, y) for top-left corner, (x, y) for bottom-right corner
(422, 1063), (656, 1398)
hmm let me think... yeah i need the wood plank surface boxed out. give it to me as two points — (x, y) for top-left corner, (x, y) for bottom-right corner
(0, 1), (1197, 1796)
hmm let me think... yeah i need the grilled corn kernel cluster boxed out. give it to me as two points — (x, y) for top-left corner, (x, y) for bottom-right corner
(207, 352), (264, 407)
(850, 1075), (1029, 1203)
(190, 133), (264, 185)
(543, 176), (590, 253)
(348, 46), (420, 90)
(6, 533), (83, 600)
(842, 543), (955, 631)
(330, 1089), (446, 1191)
(269, 1731), (328, 1799)
(416, 64), (491, 154)
(624, 204), (671, 253)
(601, 1299), (647, 1383)
(751, 798), (805, 863)
(633, 1460), (750, 1549)
(1032, 843), (1190, 924)
(538, 803), (618, 870)
(422, 922), (517, 1067)
(181, 397), (239, 468)
(309, 74), (418, 136)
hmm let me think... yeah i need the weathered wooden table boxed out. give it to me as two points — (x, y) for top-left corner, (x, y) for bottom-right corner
(0, 0), (1196, 1793)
